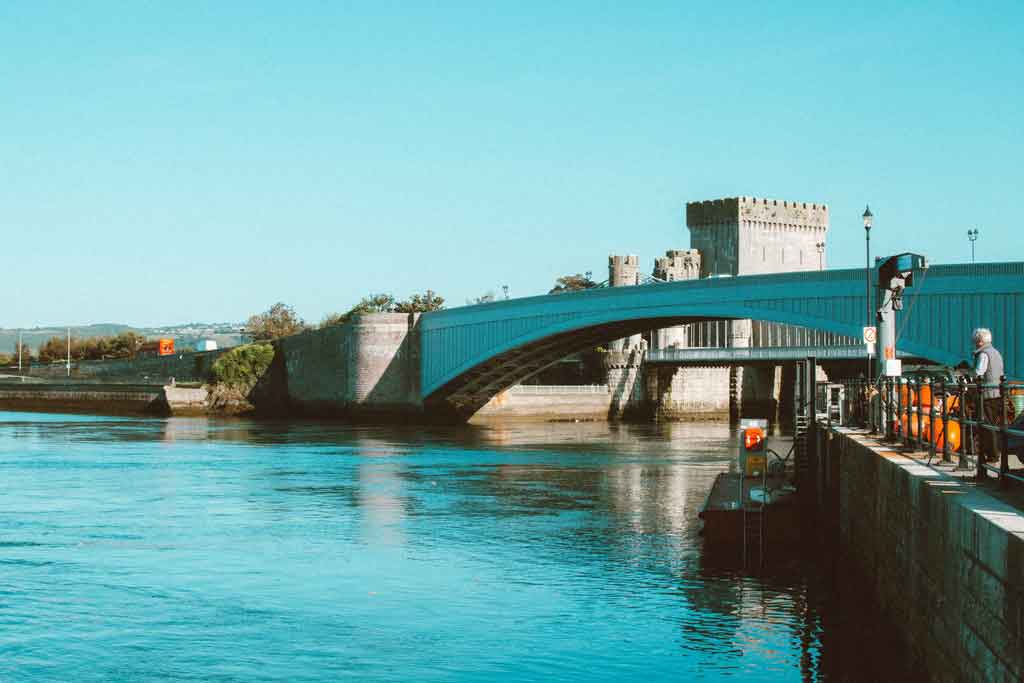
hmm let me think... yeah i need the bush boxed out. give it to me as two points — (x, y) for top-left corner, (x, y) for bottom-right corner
(211, 343), (275, 389)
(244, 303), (306, 341)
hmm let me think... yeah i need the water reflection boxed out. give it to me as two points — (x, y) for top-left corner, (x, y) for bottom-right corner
(0, 411), (914, 681)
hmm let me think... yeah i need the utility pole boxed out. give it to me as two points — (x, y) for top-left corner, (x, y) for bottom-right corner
(66, 327), (71, 378)
(968, 229), (978, 263)
(863, 206), (874, 385)
(18, 330), (22, 374)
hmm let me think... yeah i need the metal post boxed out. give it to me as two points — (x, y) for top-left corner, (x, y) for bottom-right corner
(926, 377), (936, 462)
(17, 330), (22, 374)
(975, 379), (986, 481)
(895, 376), (904, 445)
(1000, 376), (1009, 488)
(66, 327), (71, 378)
(806, 357), (817, 485)
(917, 376), (925, 450)
(864, 207), (873, 390)
(884, 376), (892, 440)
(956, 379), (970, 471)
(939, 377), (951, 463)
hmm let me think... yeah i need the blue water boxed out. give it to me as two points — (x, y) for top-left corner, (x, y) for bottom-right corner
(0, 412), (906, 681)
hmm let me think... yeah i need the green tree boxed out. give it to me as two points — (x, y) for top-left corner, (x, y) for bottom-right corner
(395, 290), (445, 313)
(549, 273), (598, 294)
(37, 336), (67, 363)
(106, 331), (146, 359)
(0, 353), (11, 366)
(322, 293), (397, 327)
(244, 302), (307, 341)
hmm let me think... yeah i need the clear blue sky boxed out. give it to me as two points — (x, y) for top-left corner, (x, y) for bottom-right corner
(2, 2), (1021, 327)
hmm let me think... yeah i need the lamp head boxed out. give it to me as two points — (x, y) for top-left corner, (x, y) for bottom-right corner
(862, 205), (873, 230)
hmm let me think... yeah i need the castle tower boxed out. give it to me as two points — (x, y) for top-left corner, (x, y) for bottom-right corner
(653, 249), (701, 282)
(685, 197), (829, 421)
(685, 196), (830, 348)
(608, 254), (641, 287)
(652, 249), (701, 349)
(686, 197), (829, 277)
(608, 255), (642, 351)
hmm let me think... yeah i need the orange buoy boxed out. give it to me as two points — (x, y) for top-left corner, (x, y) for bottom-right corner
(905, 413), (930, 439)
(930, 418), (961, 452)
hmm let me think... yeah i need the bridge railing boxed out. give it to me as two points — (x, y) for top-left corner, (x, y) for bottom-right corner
(842, 375), (1024, 488)
(659, 320), (860, 350)
(647, 345), (888, 363)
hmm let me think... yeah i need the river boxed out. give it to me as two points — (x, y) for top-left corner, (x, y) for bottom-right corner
(0, 411), (914, 681)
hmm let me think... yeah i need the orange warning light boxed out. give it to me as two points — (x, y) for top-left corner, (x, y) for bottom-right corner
(743, 427), (765, 451)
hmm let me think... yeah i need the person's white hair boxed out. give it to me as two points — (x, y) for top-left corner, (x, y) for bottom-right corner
(973, 328), (993, 345)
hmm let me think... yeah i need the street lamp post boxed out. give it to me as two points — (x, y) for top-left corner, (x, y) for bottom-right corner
(863, 206), (874, 387)
(815, 242), (825, 271)
(967, 229), (979, 263)
(502, 285), (509, 300)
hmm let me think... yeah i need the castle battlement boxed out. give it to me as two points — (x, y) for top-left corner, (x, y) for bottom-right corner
(686, 195), (829, 276)
(687, 197), (828, 228)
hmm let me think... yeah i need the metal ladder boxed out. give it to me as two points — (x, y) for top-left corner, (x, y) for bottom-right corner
(793, 413), (810, 483)
(741, 470), (767, 568)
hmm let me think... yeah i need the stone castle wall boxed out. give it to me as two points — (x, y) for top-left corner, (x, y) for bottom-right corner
(276, 313), (421, 418)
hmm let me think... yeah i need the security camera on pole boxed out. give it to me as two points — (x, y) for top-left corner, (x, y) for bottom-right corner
(875, 252), (929, 428)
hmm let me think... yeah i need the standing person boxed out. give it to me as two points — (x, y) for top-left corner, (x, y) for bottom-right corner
(972, 328), (1005, 462)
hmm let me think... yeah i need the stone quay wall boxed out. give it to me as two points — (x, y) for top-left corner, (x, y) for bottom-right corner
(0, 383), (203, 416)
(827, 428), (1024, 682)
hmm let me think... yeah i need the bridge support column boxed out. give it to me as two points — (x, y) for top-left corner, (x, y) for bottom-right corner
(646, 365), (731, 421)
(734, 365), (779, 422)
(605, 349), (645, 419)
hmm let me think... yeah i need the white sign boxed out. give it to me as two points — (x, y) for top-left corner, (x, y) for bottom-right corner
(863, 326), (877, 345)
(885, 359), (903, 377)
(865, 342), (876, 356)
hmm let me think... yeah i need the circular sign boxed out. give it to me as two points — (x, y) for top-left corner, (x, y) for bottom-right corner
(863, 326), (877, 344)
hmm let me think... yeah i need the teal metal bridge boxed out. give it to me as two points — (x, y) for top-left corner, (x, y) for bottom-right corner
(419, 263), (1024, 418)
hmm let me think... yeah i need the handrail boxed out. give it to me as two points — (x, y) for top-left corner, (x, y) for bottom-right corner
(840, 374), (1024, 488)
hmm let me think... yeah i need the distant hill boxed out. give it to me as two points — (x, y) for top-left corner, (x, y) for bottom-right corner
(0, 323), (245, 354)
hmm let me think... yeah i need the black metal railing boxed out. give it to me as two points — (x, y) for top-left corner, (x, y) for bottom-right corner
(841, 375), (1024, 487)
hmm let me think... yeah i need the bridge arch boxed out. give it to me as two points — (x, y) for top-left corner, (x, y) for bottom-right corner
(419, 263), (1024, 419)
